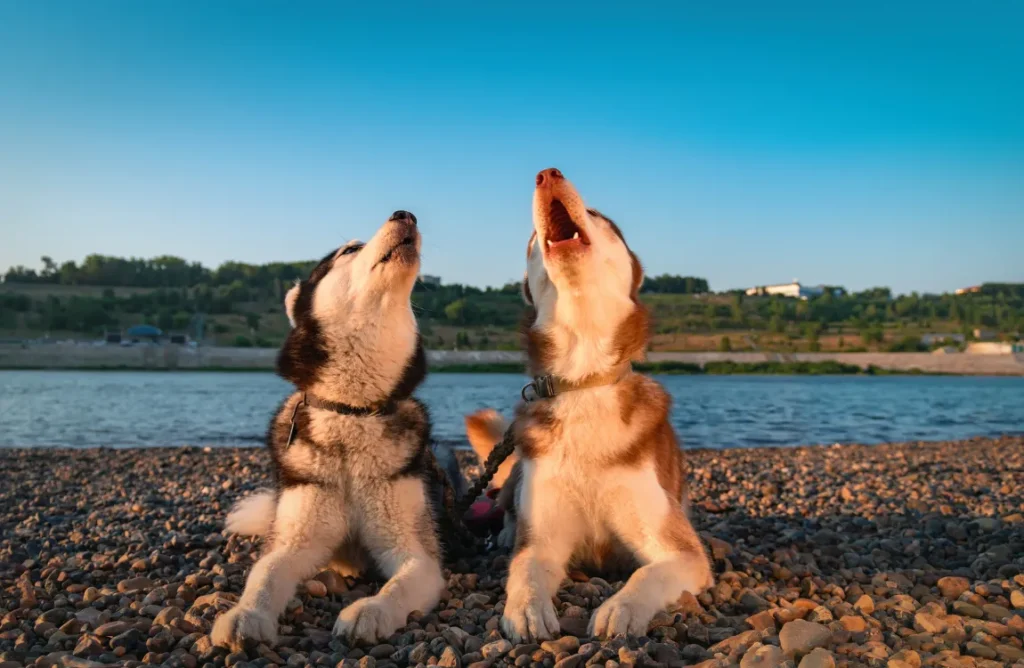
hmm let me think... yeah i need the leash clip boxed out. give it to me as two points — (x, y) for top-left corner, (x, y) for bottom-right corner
(286, 395), (303, 447)
(521, 375), (555, 402)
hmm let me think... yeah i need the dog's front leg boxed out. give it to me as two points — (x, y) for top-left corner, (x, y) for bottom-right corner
(589, 487), (712, 638)
(501, 473), (579, 643)
(212, 485), (347, 650)
(333, 478), (445, 644)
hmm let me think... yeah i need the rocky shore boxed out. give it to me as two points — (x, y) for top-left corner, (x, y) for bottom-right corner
(1, 436), (1022, 668)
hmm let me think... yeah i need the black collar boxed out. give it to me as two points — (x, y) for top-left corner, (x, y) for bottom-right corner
(303, 392), (397, 417)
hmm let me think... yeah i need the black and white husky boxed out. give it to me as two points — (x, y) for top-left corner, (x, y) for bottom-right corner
(212, 211), (452, 648)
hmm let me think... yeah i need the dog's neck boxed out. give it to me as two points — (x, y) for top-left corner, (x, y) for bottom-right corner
(528, 286), (648, 383)
(309, 303), (422, 406)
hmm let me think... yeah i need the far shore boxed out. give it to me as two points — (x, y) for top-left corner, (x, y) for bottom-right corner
(1, 344), (1023, 375)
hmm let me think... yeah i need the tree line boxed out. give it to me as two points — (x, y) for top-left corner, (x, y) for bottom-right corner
(2, 255), (1021, 346)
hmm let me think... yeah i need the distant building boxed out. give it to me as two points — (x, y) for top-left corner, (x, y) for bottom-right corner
(745, 281), (837, 300)
(419, 275), (442, 286)
(125, 324), (163, 343)
(973, 329), (997, 341)
(920, 333), (965, 347)
(967, 341), (1023, 355)
(955, 285), (982, 295)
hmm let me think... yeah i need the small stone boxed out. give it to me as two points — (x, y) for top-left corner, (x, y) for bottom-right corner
(153, 606), (184, 626)
(888, 650), (921, 668)
(853, 595), (874, 614)
(740, 591), (770, 613)
(117, 577), (155, 593)
(314, 570), (349, 595)
(442, 627), (469, 652)
(995, 644), (1024, 662)
(982, 603), (1010, 621)
(74, 609), (103, 627)
(779, 620), (832, 658)
(964, 642), (997, 659)
(798, 648), (835, 668)
(936, 577), (969, 599)
(952, 601), (984, 618)
(369, 645), (396, 660)
(839, 616), (867, 633)
(554, 656), (585, 668)
(559, 617), (589, 638)
(305, 580), (328, 597)
(481, 640), (512, 660)
(464, 593), (490, 610)
(94, 621), (130, 637)
(437, 646), (461, 668)
(912, 612), (947, 634)
(740, 644), (785, 668)
(746, 611), (776, 632)
(541, 637), (580, 655)
(72, 635), (104, 657)
(708, 537), (732, 559)
(1010, 590), (1024, 609)
(408, 642), (431, 664)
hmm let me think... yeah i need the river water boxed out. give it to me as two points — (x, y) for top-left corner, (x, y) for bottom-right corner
(1, 371), (1021, 449)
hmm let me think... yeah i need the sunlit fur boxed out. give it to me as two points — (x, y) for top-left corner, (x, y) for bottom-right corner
(212, 214), (450, 650)
(470, 170), (713, 643)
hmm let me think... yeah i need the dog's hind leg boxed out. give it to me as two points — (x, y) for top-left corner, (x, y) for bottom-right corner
(333, 477), (445, 644)
(588, 475), (713, 638)
(212, 485), (348, 650)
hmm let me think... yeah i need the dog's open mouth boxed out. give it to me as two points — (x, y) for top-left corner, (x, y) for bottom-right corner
(543, 199), (590, 251)
(379, 236), (417, 265)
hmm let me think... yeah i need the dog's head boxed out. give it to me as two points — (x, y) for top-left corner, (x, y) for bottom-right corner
(277, 210), (427, 404)
(523, 168), (649, 380)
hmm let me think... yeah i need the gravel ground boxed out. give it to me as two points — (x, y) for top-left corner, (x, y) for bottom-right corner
(1, 436), (1022, 668)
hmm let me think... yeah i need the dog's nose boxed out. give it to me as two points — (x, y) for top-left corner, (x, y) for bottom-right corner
(536, 168), (564, 186)
(389, 210), (417, 225)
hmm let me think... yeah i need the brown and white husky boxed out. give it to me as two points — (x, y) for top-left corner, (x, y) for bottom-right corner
(467, 169), (713, 642)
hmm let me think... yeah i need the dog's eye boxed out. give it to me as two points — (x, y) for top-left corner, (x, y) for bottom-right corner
(340, 244), (363, 256)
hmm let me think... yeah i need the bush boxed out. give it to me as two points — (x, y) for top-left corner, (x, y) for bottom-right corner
(886, 335), (924, 353)
(233, 335), (253, 347)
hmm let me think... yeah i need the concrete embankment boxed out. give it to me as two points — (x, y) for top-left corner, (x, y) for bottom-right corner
(2, 343), (1023, 375)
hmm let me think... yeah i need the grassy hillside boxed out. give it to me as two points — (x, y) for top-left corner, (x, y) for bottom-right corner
(2, 255), (1021, 351)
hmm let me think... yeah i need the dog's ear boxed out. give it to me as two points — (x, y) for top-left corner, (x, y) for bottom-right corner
(523, 231), (537, 306)
(629, 251), (644, 302)
(284, 282), (301, 327)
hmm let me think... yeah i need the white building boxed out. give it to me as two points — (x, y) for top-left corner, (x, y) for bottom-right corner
(745, 281), (830, 300)
(419, 275), (442, 286)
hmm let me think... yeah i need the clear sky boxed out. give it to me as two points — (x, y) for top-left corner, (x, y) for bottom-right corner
(1, 1), (1021, 295)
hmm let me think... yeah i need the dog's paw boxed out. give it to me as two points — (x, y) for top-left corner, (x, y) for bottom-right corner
(333, 597), (398, 645)
(211, 605), (277, 650)
(501, 596), (559, 644)
(588, 593), (655, 638)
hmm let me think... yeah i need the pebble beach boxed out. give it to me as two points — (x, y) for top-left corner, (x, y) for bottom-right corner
(1, 436), (1022, 668)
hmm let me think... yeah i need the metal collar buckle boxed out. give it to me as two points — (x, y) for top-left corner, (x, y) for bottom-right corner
(521, 375), (556, 402)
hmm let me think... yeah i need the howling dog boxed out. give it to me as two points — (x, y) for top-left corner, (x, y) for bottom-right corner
(212, 211), (450, 649)
(468, 169), (713, 642)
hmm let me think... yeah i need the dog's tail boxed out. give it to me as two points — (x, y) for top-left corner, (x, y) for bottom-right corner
(225, 489), (276, 536)
(465, 408), (507, 461)
(464, 408), (515, 488)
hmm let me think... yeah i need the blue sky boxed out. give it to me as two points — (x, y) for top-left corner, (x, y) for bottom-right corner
(1, 1), (1021, 295)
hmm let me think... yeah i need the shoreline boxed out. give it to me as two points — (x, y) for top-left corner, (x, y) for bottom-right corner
(1, 436), (1022, 667)
(1, 347), (1023, 376)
